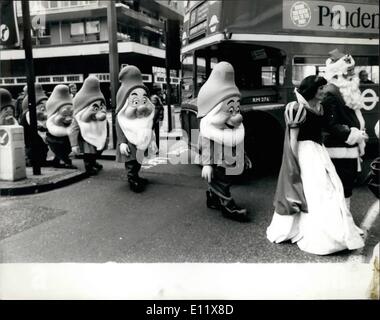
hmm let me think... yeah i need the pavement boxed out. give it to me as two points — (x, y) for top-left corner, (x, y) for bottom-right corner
(0, 157), (378, 264)
(0, 105), (182, 196)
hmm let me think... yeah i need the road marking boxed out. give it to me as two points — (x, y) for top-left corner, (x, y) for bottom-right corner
(347, 200), (379, 263)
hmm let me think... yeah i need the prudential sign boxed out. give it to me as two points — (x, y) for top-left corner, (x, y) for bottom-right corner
(283, 0), (379, 34)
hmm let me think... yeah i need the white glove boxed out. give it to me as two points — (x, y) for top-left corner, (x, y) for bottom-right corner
(346, 127), (367, 145)
(201, 165), (213, 183)
(284, 101), (306, 128)
(119, 143), (130, 156)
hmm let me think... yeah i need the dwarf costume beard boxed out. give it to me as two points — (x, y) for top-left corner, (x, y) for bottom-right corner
(117, 99), (154, 151)
(75, 107), (107, 151)
(46, 114), (72, 137)
(200, 102), (245, 147)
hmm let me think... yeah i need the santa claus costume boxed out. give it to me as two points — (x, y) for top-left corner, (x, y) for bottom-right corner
(19, 84), (49, 167)
(266, 75), (364, 255)
(45, 85), (77, 169)
(115, 65), (155, 193)
(69, 76), (109, 175)
(197, 61), (251, 222)
(322, 49), (368, 210)
(0, 88), (18, 126)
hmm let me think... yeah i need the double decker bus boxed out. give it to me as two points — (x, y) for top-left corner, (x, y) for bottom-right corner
(179, 0), (379, 173)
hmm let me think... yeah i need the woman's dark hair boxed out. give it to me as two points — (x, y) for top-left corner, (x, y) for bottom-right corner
(298, 75), (327, 101)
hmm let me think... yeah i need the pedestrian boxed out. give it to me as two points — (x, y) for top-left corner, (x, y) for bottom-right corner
(322, 49), (368, 211)
(15, 85), (27, 121)
(150, 94), (164, 152)
(267, 75), (364, 255)
(68, 83), (78, 98)
(45, 85), (77, 169)
(359, 70), (374, 84)
(198, 61), (251, 222)
(115, 65), (155, 193)
(19, 84), (49, 167)
(69, 76), (109, 175)
(0, 88), (18, 125)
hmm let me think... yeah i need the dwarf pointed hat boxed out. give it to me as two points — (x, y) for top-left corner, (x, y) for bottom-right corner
(46, 85), (73, 118)
(197, 61), (240, 118)
(73, 76), (105, 115)
(0, 88), (15, 112)
(22, 83), (48, 112)
(116, 65), (149, 114)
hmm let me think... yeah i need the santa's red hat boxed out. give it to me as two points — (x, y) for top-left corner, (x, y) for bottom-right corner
(0, 88), (15, 112)
(73, 76), (105, 115)
(197, 61), (240, 118)
(116, 65), (148, 114)
(22, 84), (48, 112)
(46, 85), (73, 118)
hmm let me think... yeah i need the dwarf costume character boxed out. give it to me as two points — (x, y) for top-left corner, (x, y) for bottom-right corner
(198, 62), (251, 222)
(45, 85), (76, 169)
(322, 49), (368, 209)
(69, 76), (109, 175)
(0, 88), (18, 126)
(115, 65), (155, 193)
(19, 84), (49, 167)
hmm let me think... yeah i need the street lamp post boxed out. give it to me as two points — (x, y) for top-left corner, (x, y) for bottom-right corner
(21, 0), (41, 175)
(107, 0), (119, 149)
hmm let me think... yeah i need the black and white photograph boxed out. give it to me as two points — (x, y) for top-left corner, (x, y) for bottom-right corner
(0, 0), (379, 301)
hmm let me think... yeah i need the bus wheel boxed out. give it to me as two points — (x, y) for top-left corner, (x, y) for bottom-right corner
(243, 113), (284, 177)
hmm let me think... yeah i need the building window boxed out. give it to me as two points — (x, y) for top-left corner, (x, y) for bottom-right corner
(86, 21), (100, 34)
(71, 22), (85, 35)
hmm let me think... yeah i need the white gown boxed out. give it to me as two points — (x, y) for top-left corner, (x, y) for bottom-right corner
(267, 140), (364, 255)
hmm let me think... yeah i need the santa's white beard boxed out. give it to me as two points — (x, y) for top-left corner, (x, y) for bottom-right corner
(330, 76), (364, 110)
(75, 108), (107, 151)
(200, 103), (245, 147)
(117, 99), (154, 150)
(46, 115), (71, 137)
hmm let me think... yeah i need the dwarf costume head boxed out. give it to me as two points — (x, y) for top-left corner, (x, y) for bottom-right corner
(46, 85), (74, 137)
(198, 61), (244, 147)
(325, 49), (364, 110)
(73, 76), (107, 151)
(22, 83), (48, 121)
(116, 65), (155, 150)
(0, 88), (17, 125)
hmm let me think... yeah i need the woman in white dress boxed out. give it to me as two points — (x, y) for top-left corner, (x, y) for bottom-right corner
(266, 75), (364, 255)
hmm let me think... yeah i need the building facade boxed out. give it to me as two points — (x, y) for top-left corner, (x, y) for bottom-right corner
(0, 0), (184, 103)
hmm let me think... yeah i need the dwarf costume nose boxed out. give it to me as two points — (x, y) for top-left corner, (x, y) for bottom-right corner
(197, 61), (241, 119)
(95, 111), (106, 121)
(229, 113), (243, 127)
(46, 84), (73, 118)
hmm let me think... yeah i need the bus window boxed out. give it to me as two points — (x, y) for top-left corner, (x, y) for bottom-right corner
(292, 65), (317, 86)
(262, 66), (277, 86)
(355, 66), (379, 84)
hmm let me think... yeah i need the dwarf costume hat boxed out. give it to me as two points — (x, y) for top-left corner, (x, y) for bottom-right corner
(197, 61), (240, 118)
(22, 83), (48, 112)
(116, 65), (149, 114)
(46, 85), (73, 118)
(73, 76), (105, 115)
(0, 88), (15, 112)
